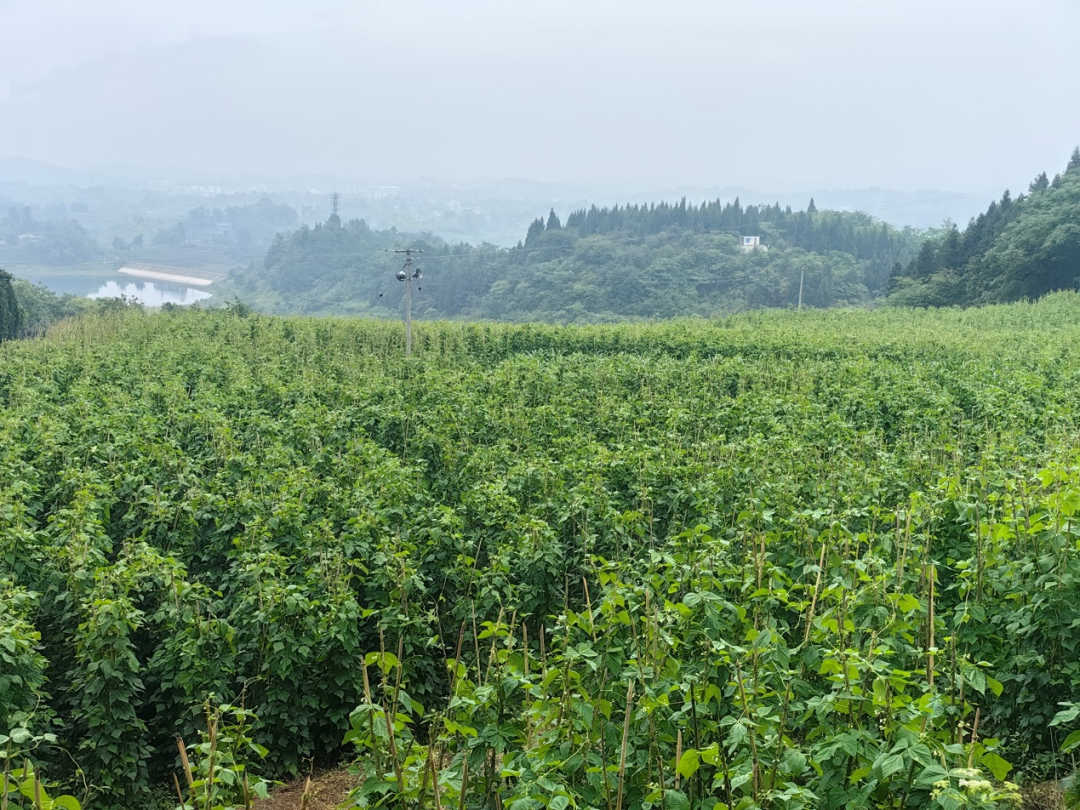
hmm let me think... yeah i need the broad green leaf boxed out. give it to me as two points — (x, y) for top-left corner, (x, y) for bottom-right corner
(1061, 729), (1080, 753)
(980, 752), (1012, 781)
(1051, 705), (1080, 726)
(896, 594), (920, 613)
(848, 766), (872, 784)
(677, 748), (701, 779)
(876, 753), (905, 780)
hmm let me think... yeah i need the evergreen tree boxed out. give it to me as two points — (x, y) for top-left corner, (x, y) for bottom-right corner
(546, 208), (562, 231)
(1068, 146), (1080, 173)
(0, 269), (24, 341)
(524, 217), (546, 246)
(1029, 172), (1050, 193)
(807, 198), (818, 214)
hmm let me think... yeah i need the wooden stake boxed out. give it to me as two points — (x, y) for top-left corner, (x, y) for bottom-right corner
(928, 564), (936, 688)
(178, 737), (194, 788)
(615, 680), (635, 810)
(967, 708), (982, 768)
(173, 773), (186, 808)
(803, 540), (828, 645)
(675, 729), (683, 789)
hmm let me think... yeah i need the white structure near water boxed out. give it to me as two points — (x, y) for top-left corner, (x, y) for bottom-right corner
(118, 263), (226, 287)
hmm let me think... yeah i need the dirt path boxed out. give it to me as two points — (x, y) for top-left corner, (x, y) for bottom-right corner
(252, 768), (1065, 810)
(254, 768), (360, 810)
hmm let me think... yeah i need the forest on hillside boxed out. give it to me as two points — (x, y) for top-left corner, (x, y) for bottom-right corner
(222, 199), (925, 321)
(889, 148), (1080, 306)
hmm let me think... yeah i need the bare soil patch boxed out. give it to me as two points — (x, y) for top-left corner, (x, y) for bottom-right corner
(254, 768), (360, 810)
(1022, 781), (1065, 810)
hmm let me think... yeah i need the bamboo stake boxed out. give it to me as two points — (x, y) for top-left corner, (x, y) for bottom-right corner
(451, 622), (466, 692)
(206, 709), (219, 810)
(674, 729), (683, 790)
(657, 756), (668, 810)
(2, 742), (11, 810)
(582, 576), (598, 641)
(178, 737), (194, 788)
(615, 680), (635, 810)
(523, 623), (532, 746)
(928, 564), (936, 688)
(967, 708), (982, 769)
(539, 624), (547, 679)
(362, 661), (383, 774)
(430, 751), (443, 810)
(522, 623), (530, 678)
(458, 758), (469, 810)
(385, 697), (405, 795)
(173, 773), (186, 809)
(803, 541), (827, 645)
(471, 602), (482, 684)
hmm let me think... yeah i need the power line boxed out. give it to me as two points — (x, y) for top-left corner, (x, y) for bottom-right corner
(388, 248), (422, 355)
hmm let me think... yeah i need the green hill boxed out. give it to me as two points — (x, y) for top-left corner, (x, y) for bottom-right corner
(221, 199), (925, 321)
(889, 147), (1080, 306)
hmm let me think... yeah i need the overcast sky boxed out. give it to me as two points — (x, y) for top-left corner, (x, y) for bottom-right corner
(1, 0), (1078, 193)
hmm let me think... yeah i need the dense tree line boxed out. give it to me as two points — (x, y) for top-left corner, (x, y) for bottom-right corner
(532, 196), (907, 267)
(11, 277), (98, 334)
(1, 270), (139, 337)
(889, 147), (1080, 306)
(222, 199), (924, 321)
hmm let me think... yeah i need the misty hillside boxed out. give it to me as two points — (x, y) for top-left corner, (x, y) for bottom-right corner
(889, 149), (1080, 306)
(220, 198), (925, 322)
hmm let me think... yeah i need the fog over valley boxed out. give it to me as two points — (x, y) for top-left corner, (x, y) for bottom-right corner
(2, 0), (1078, 193)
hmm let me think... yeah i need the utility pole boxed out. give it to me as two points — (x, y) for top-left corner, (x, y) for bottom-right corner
(797, 269), (804, 311)
(391, 248), (423, 356)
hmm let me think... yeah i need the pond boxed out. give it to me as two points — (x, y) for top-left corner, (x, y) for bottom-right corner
(8, 267), (215, 307)
(88, 280), (212, 307)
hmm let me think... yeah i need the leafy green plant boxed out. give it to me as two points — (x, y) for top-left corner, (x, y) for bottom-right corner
(173, 700), (273, 810)
(1, 761), (82, 810)
(2, 299), (1080, 805)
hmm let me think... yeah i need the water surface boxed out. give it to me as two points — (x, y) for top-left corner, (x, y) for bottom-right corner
(88, 280), (212, 306)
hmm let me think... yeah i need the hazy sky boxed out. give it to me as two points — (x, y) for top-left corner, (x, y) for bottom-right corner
(2, 0), (1078, 192)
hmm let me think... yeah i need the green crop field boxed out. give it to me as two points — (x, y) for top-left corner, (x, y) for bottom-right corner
(3, 297), (1080, 810)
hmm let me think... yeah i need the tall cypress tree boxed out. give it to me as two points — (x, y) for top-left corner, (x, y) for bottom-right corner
(0, 269), (24, 341)
(524, 217), (546, 246)
(1068, 146), (1080, 173)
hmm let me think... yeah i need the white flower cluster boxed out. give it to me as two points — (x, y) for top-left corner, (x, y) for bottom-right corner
(958, 778), (993, 794)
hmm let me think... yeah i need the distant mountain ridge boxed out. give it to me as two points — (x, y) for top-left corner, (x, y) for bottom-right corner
(1, 155), (998, 230)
